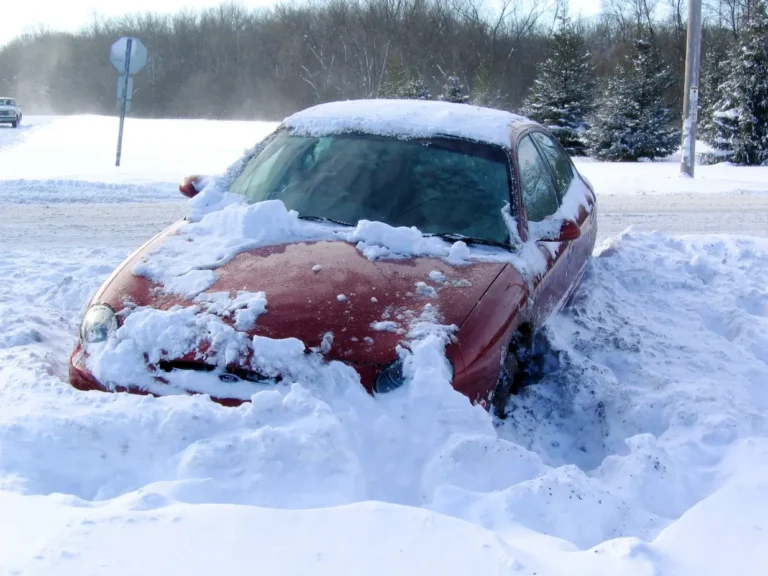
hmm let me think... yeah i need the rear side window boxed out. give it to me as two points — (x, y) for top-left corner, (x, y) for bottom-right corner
(531, 132), (574, 196)
(517, 136), (559, 222)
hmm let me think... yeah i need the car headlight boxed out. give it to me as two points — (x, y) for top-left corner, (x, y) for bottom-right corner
(79, 304), (118, 344)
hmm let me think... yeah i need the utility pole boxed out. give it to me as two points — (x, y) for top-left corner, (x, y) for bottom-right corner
(680, 0), (703, 177)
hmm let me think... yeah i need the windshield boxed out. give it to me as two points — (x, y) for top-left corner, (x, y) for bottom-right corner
(0, 99), (15, 106)
(229, 132), (513, 244)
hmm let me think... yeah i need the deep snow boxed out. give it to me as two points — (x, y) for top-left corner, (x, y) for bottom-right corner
(1, 115), (767, 575)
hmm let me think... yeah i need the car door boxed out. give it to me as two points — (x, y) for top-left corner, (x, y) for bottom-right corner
(515, 133), (571, 326)
(530, 132), (596, 296)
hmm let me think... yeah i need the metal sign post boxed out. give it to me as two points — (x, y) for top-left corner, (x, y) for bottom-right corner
(115, 38), (132, 167)
(110, 36), (148, 167)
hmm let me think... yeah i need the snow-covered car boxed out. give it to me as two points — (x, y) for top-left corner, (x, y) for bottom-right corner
(69, 100), (597, 413)
(0, 97), (22, 128)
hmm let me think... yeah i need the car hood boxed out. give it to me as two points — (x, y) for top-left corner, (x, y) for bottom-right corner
(92, 222), (507, 365)
(0, 106), (16, 112)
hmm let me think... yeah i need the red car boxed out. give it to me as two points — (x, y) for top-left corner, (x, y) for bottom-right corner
(69, 100), (597, 415)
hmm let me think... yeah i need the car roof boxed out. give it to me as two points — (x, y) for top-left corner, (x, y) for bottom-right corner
(282, 99), (535, 149)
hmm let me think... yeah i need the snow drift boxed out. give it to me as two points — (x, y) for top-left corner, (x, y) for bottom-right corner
(2, 230), (767, 575)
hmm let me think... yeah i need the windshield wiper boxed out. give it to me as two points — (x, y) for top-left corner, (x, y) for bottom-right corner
(298, 215), (355, 227)
(426, 232), (511, 249)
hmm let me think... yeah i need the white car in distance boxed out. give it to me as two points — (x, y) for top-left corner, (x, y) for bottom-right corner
(0, 97), (22, 128)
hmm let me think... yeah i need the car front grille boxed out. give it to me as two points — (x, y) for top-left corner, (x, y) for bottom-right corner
(156, 360), (279, 384)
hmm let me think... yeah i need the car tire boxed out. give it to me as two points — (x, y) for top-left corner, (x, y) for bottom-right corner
(492, 325), (535, 419)
(11, 120), (17, 128)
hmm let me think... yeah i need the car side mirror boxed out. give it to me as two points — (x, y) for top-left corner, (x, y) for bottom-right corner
(179, 175), (206, 198)
(533, 219), (581, 242)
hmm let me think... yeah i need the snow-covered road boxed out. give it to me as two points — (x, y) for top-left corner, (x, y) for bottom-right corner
(3, 192), (767, 249)
(1, 116), (767, 575)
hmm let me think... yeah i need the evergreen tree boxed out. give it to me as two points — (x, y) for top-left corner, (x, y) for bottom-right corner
(698, 43), (730, 132)
(701, 0), (768, 165)
(380, 61), (432, 100)
(440, 76), (470, 103)
(585, 39), (679, 161)
(471, 63), (509, 110)
(522, 8), (594, 155)
(395, 77), (432, 100)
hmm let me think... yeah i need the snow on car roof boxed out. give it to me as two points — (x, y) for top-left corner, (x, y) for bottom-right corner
(282, 100), (528, 148)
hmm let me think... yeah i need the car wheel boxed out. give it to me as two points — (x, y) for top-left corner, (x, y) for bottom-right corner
(492, 324), (534, 419)
(11, 120), (17, 128)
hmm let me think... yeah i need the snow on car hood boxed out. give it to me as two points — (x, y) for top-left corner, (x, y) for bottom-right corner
(89, 220), (508, 368)
(131, 194), (487, 297)
(129, 183), (559, 299)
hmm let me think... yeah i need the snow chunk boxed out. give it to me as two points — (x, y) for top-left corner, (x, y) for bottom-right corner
(370, 321), (401, 332)
(447, 241), (471, 264)
(429, 270), (447, 283)
(283, 100), (526, 149)
(337, 294), (347, 302)
(319, 331), (334, 354)
(414, 282), (438, 298)
(195, 290), (268, 330)
(428, 269), (471, 288)
(312, 264), (322, 272)
(351, 220), (455, 261)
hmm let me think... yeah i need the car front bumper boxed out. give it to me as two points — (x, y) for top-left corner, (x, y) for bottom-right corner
(68, 343), (381, 405)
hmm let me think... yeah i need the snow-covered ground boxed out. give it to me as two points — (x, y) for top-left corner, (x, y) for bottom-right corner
(1, 116), (767, 575)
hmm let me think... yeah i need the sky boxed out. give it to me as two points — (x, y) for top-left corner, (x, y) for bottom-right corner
(3, 0), (602, 46)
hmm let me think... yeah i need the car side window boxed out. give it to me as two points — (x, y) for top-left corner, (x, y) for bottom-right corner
(517, 135), (559, 223)
(531, 132), (574, 196)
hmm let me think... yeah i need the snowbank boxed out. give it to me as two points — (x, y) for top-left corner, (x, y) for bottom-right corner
(574, 152), (768, 195)
(0, 115), (278, 203)
(2, 229), (768, 574)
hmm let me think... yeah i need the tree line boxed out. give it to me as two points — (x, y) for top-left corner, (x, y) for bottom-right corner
(0, 0), (766, 164)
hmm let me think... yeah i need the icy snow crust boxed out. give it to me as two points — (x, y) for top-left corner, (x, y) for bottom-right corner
(3, 232), (768, 575)
(284, 99), (527, 148)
